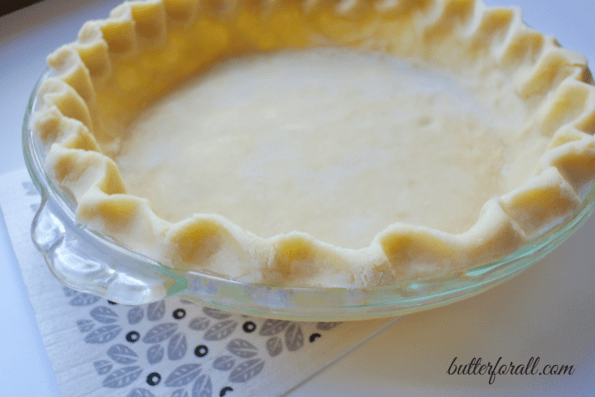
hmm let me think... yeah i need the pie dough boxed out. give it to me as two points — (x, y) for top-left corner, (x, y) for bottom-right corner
(32, 0), (595, 287)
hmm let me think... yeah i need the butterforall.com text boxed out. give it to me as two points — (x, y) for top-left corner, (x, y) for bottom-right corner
(447, 357), (574, 384)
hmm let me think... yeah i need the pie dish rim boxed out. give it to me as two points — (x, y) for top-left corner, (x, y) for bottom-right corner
(24, 66), (595, 320)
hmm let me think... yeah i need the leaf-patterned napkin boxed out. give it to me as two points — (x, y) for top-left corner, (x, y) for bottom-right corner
(0, 169), (399, 397)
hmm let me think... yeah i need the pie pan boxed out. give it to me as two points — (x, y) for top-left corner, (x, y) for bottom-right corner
(24, 0), (595, 320)
(24, 68), (595, 320)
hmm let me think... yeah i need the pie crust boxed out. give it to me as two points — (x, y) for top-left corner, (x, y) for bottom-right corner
(32, 0), (595, 287)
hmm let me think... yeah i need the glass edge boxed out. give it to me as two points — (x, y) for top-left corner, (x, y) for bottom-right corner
(22, 69), (595, 320)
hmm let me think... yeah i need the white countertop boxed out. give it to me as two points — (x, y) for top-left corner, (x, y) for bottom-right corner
(1, 1), (594, 395)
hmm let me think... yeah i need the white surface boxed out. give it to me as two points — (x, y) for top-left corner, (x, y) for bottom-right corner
(1, 1), (594, 396)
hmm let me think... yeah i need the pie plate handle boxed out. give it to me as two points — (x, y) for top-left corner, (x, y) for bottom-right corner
(30, 190), (187, 304)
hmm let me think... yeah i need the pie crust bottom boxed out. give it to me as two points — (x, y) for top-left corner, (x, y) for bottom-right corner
(117, 48), (546, 249)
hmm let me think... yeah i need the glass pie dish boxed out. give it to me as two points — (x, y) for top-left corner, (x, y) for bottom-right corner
(24, 68), (595, 321)
(23, 0), (595, 321)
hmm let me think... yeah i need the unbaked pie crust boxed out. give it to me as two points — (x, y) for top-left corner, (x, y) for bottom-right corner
(33, 0), (595, 287)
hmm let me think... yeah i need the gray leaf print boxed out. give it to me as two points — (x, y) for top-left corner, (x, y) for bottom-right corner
(143, 323), (178, 344)
(30, 203), (39, 213)
(69, 293), (101, 306)
(202, 307), (231, 320)
(227, 339), (258, 358)
(63, 287), (77, 297)
(127, 388), (156, 397)
(266, 337), (283, 357)
(128, 307), (144, 325)
(164, 364), (202, 387)
(212, 356), (235, 371)
(90, 306), (118, 324)
(180, 299), (194, 305)
(168, 332), (187, 361)
(147, 344), (164, 365)
(107, 344), (139, 364)
(192, 374), (212, 397)
(285, 323), (304, 351)
(189, 317), (210, 331)
(317, 322), (341, 331)
(204, 320), (237, 341)
(84, 325), (122, 344)
(229, 359), (265, 383)
(76, 319), (94, 333)
(259, 320), (290, 336)
(23, 181), (37, 195)
(93, 360), (112, 375)
(171, 389), (189, 397)
(147, 301), (166, 321)
(102, 365), (142, 388)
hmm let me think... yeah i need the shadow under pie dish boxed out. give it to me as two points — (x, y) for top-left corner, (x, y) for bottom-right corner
(24, 0), (595, 319)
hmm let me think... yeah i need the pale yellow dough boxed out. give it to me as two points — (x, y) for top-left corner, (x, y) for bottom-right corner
(117, 48), (546, 248)
(33, 0), (595, 287)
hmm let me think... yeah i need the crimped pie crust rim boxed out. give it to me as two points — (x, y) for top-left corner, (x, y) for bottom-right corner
(31, 0), (595, 288)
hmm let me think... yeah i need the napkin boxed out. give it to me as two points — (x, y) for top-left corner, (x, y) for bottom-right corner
(0, 168), (399, 397)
